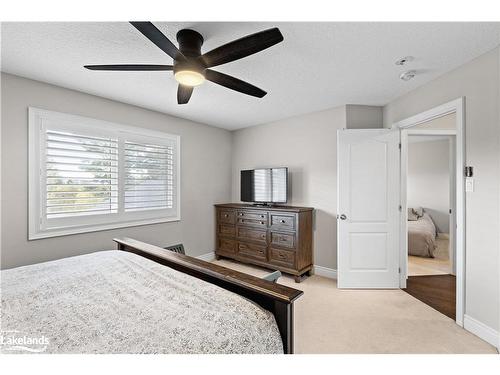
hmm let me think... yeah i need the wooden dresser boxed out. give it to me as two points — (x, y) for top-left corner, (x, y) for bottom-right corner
(215, 203), (313, 282)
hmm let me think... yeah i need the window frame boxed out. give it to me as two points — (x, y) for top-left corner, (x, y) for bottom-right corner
(28, 107), (181, 240)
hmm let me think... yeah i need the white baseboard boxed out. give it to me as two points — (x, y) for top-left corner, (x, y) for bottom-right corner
(464, 314), (499, 349)
(196, 251), (215, 262)
(313, 265), (337, 279)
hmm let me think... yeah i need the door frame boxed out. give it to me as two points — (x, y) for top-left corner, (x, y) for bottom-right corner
(392, 97), (465, 327)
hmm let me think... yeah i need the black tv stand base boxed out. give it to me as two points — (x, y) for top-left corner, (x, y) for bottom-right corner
(252, 203), (275, 207)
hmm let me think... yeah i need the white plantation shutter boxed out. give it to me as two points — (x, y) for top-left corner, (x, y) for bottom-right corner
(45, 131), (118, 218)
(29, 108), (180, 239)
(124, 141), (174, 211)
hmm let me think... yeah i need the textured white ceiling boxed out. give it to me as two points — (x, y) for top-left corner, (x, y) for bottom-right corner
(2, 22), (500, 130)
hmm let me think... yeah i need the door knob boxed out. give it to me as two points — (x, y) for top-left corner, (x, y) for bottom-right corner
(340, 214), (347, 220)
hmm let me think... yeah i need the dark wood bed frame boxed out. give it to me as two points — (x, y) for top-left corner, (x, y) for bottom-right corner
(114, 238), (304, 354)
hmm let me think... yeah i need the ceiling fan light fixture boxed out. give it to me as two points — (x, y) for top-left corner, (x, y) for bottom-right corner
(85, 23), (284, 104)
(174, 70), (205, 86)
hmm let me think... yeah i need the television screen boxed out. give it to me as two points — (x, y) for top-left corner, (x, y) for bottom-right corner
(240, 168), (288, 203)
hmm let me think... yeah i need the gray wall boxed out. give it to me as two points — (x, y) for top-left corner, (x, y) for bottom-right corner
(407, 139), (450, 233)
(231, 106), (346, 269)
(345, 105), (383, 129)
(1, 73), (233, 269)
(384, 47), (500, 332)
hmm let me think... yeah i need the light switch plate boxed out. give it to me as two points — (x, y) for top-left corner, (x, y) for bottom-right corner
(465, 177), (474, 192)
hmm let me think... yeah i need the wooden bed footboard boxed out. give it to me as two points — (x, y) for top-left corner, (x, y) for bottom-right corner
(114, 238), (303, 354)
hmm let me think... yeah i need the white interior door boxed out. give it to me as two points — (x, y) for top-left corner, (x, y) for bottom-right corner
(337, 129), (400, 288)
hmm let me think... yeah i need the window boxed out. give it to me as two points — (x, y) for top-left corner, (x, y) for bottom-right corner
(29, 108), (180, 239)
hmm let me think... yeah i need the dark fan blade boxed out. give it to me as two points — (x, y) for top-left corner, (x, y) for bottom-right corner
(177, 85), (193, 104)
(130, 22), (185, 60)
(84, 64), (173, 71)
(200, 28), (283, 68)
(205, 70), (266, 98)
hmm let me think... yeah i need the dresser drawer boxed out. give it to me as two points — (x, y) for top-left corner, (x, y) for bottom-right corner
(270, 213), (296, 230)
(217, 237), (236, 254)
(218, 224), (235, 237)
(270, 232), (296, 249)
(237, 242), (267, 261)
(237, 217), (267, 229)
(236, 210), (268, 221)
(237, 227), (267, 244)
(269, 248), (295, 268)
(218, 209), (236, 224)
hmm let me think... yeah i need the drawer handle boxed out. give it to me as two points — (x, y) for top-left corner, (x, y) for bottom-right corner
(280, 219), (286, 223)
(260, 221), (265, 224)
(260, 215), (265, 218)
(239, 213), (244, 216)
(261, 234), (266, 239)
(280, 236), (287, 241)
(278, 252), (286, 259)
(224, 214), (229, 218)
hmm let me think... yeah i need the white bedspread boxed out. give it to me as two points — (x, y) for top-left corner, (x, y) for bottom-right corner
(408, 213), (437, 257)
(0, 250), (283, 354)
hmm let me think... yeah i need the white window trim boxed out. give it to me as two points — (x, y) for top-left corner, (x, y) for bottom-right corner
(28, 107), (181, 240)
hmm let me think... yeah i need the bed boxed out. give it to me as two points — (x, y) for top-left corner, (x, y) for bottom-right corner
(408, 212), (438, 258)
(1, 238), (303, 354)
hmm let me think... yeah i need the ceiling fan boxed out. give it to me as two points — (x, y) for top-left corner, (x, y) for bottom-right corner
(84, 22), (284, 104)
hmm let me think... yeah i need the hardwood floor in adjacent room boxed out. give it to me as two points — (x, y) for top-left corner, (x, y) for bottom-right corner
(403, 274), (456, 320)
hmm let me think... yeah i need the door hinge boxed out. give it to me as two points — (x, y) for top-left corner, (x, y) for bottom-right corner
(398, 267), (401, 274)
(399, 205), (402, 212)
(398, 143), (401, 150)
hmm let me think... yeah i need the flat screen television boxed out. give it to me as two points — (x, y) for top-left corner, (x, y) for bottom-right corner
(240, 168), (288, 204)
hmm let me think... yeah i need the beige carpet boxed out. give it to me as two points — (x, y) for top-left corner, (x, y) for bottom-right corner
(213, 258), (497, 354)
(409, 236), (452, 276)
